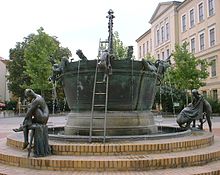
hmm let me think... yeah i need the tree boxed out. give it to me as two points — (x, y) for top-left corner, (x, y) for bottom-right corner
(7, 35), (35, 98)
(143, 53), (156, 62)
(154, 83), (187, 113)
(7, 27), (71, 100)
(166, 42), (210, 104)
(23, 27), (59, 95)
(113, 31), (127, 59)
(99, 31), (131, 59)
(169, 42), (210, 90)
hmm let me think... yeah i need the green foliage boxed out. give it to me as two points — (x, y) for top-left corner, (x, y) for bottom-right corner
(5, 100), (17, 110)
(52, 46), (72, 63)
(7, 38), (33, 98)
(101, 31), (131, 59)
(143, 54), (156, 62)
(23, 27), (59, 93)
(155, 42), (210, 112)
(113, 31), (127, 59)
(154, 84), (186, 113)
(168, 42), (210, 91)
(206, 97), (220, 114)
(7, 27), (72, 100)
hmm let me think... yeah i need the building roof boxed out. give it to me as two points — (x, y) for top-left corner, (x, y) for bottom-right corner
(136, 29), (151, 42)
(176, 0), (192, 10)
(149, 1), (182, 24)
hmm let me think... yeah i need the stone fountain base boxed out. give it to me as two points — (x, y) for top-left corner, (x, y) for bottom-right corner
(4, 130), (218, 173)
(64, 111), (158, 136)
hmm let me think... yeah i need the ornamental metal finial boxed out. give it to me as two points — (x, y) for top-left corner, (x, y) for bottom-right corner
(106, 9), (115, 55)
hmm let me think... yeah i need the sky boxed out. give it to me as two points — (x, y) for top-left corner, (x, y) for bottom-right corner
(0, 0), (176, 60)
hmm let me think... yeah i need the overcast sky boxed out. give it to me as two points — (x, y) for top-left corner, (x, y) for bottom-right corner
(0, 0), (179, 60)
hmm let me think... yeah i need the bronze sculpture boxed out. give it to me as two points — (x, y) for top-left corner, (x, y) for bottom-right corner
(98, 50), (113, 82)
(76, 49), (87, 61)
(53, 10), (171, 137)
(176, 89), (212, 132)
(126, 46), (133, 60)
(13, 89), (51, 157)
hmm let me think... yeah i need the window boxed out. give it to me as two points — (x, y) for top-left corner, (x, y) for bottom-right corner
(182, 14), (186, 32)
(209, 27), (215, 47)
(139, 46), (141, 58)
(161, 26), (165, 43)
(157, 29), (160, 45)
(143, 43), (145, 57)
(165, 23), (169, 40)
(208, 0), (214, 16)
(162, 52), (165, 60)
(191, 37), (195, 53)
(190, 9), (195, 28)
(199, 33), (205, 51)
(157, 53), (160, 59)
(167, 49), (170, 58)
(212, 89), (218, 100)
(198, 2), (204, 22)
(211, 59), (216, 77)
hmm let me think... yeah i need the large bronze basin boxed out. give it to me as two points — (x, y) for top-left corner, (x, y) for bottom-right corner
(62, 59), (157, 112)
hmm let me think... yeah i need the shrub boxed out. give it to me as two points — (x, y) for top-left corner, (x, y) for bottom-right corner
(5, 100), (17, 111)
(206, 98), (220, 114)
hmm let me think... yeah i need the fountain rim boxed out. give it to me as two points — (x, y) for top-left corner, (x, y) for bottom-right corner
(48, 126), (191, 142)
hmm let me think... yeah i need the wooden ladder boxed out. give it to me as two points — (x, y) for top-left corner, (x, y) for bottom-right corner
(89, 60), (109, 143)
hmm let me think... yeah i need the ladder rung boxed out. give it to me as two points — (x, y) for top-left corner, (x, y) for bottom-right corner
(95, 93), (106, 95)
(89, 62), (109, 143)
(94, 104), (105, 107)
(93, 117), (105, 119)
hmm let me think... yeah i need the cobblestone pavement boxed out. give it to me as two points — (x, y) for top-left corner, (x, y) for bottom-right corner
(0, 114), (220, 175)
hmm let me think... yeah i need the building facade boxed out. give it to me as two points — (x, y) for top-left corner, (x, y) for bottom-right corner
(136, 0), (220, 100)
(0, 57), (10, 102)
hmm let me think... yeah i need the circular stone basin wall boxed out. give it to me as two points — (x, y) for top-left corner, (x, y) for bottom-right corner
(64, 111), (158, 136)
(48, 125), (191, 142)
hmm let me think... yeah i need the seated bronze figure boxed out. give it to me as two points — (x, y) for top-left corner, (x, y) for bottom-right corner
(176, 89), (212, 132)
(13, 89), (50, 157)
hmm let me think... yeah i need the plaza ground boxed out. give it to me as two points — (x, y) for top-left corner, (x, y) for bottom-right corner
(0, 113), (220, 174)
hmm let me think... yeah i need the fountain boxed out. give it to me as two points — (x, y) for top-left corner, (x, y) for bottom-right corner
(48, 9), (189, 142)
(3, 10), (218, 174)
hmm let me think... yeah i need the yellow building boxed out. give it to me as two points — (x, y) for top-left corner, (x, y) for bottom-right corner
(136, 0), (220, 100)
